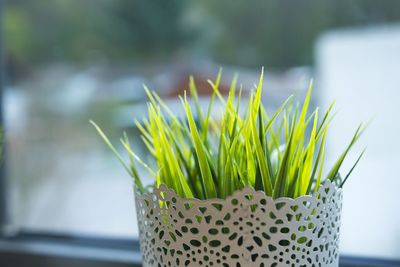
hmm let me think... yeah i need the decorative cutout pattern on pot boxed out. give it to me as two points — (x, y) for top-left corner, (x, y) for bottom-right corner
(135, 180), (342, 267)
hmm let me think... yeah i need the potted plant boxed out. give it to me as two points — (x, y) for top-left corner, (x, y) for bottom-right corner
(91, 69), (365, 267)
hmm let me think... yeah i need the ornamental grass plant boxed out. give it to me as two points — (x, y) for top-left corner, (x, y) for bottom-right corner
(91, 68), (365, 200)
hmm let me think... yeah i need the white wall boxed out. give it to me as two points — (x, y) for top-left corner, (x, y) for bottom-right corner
(316, 24), (400, 259)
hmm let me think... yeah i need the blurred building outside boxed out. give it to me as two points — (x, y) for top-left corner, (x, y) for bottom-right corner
(317, 23), (400, 258)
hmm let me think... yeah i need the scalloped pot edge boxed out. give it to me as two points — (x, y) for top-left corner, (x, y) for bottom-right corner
(134, 180), (343, 267)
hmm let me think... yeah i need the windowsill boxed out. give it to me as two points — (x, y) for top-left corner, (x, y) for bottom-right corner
(0, 231), (142, 267)
(0, 231), (399, 267)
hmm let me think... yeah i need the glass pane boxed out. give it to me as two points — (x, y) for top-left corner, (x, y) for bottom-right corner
(3, 0), (400, 259)
(317, 27), (400, 259)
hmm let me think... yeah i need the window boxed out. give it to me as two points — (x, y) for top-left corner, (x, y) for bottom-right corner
(1, 1), (400, 266)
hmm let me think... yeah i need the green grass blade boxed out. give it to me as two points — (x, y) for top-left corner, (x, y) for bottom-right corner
(326, 123), (365, 181)
(120, 136), (156, 177)
(189, 76), (205, 127)
(149, 104), (193, 198)
(274, 127), (294, 198)
(250, 108), (273, 196)
(314, 145), (326, 193)
(340, 148), (366, 188)
(316, 101), (335, 139)
(306, 125), (327, 194)
(207, 68), (224, 104)
(183, 96), (217, 198)
(300, 109), (318, 196)
(90, 121), (132, 176)
(274, 111), (297, 198)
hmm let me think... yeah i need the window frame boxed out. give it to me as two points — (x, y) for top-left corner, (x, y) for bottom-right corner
(0, 0), (7, 232)
(0, 4), (399, 267)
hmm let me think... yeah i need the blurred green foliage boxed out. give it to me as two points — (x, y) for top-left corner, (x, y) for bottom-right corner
(196, 0), (400, 68)
(4, 0), (400, 69)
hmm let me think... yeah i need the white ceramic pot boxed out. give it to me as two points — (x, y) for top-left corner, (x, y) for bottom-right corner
(135, 180), (342, 267)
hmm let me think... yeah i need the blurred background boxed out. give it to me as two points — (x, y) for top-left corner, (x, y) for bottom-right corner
(2, 0), (400, 261)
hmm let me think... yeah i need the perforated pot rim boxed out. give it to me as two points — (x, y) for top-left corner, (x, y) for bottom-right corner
(134, 180), (342, 203)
